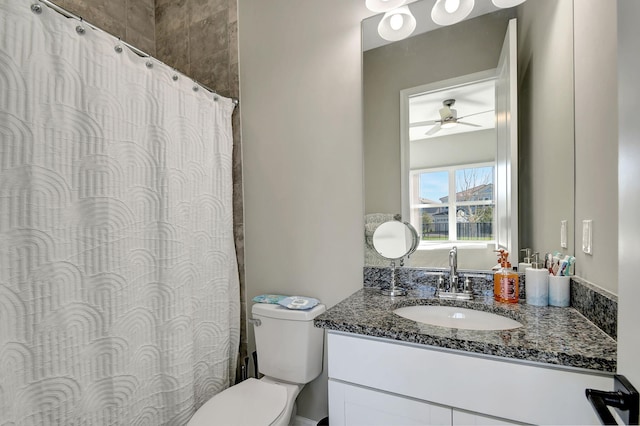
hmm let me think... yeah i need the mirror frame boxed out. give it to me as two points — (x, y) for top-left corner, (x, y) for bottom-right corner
(372, 220), (419, 261)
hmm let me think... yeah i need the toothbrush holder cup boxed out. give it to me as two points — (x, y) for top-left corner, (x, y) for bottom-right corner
(548, 275), (570, 307)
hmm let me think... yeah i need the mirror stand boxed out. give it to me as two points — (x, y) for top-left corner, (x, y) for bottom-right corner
(380, 260), (407, 297)
(371, 220), (419, 297)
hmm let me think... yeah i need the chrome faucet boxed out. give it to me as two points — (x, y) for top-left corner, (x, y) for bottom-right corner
(436, 246), (473, 301)
(449, 246), (458, 292)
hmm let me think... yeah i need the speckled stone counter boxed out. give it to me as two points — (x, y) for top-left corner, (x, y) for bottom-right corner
(314, 288), (617, 372)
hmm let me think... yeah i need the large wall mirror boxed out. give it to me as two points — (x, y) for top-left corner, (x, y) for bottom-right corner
(363, 0), (576, 270)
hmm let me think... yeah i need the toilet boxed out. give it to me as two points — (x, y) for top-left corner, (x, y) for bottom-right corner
(188, 302), (326, 426)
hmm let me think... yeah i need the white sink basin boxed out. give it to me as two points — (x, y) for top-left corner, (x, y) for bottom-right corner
(393, 305), (523, 331)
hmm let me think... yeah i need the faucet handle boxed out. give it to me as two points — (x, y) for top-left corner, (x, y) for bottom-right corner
(436, 275), (445, 294)
(463, 277), (473, 294)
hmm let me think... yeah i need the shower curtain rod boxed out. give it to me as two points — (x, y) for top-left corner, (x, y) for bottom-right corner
(35, 0), (239, 108)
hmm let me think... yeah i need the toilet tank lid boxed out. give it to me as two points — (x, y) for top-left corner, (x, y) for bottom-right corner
(252, 303), (326, 321)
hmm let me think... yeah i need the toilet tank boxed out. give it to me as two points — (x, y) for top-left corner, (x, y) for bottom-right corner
(252, 303), (326, 384)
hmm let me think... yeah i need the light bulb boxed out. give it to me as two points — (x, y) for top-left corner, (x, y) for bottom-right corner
(389, 13), (404, 31)
(431, 0), (474, 26)
(378, 5), (416, 41)
(444, 0), (460, 13)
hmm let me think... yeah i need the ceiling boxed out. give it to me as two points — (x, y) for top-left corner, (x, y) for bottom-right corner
(409, 78), (495, 141)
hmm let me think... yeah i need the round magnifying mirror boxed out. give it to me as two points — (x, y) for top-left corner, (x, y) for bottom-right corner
(372, 220), (419, 260)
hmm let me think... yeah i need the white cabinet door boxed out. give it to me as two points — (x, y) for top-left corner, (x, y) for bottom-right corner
(328, 332), (612, 425)
(452, 409), (521, 426)
(329, 380), (452, 426)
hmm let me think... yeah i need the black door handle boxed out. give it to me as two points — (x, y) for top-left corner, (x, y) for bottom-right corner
(586, 375), (639, 425)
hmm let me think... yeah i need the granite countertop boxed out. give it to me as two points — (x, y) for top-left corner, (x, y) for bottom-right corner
(314, 288), (617, 372)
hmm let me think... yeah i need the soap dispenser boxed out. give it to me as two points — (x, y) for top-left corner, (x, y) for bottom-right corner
(494, 250), (519, 304)
(519, 248), (533, 272)
(525, 253), (549, 306)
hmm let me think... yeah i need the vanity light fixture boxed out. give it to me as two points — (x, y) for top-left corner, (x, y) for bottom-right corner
(492, 0), (527, 7)
(431, 0), (475, 26)
(378, 5), (417, 41)
(366, 0), (408, 13)
(366, 0), (528, 42)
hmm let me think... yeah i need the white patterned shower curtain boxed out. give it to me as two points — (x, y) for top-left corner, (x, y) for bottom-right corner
(0, 1), (240, 424)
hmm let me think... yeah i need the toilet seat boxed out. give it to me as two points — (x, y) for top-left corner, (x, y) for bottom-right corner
(187, 378), (287, 426)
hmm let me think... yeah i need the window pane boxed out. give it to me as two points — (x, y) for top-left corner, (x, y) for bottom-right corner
(455, 166), (494, 202)
(456, 204), (494, 240)
(419, 171), (448, 204)
(419, 206), (448, 241)
(414, 171), (449, 241)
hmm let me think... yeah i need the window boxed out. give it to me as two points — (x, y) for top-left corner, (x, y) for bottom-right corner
(409, 163), (495, 245)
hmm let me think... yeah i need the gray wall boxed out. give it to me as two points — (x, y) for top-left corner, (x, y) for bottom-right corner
(238, 1), (369, 421)
(618, 0), (640, 391)
(574, 0), (618, 292)
(238, 2), (620, 418)
(517, 0), (576, 268)
(518, 0), (618, 294)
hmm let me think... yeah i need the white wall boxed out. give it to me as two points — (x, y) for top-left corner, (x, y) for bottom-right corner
(410, 129), (496, 169)
(237, 1), (370, 421)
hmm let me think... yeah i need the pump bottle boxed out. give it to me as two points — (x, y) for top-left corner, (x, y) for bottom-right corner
(525, 253), (549, 306)
(519, 248), (533, 272)
(494, 250), (519, 304)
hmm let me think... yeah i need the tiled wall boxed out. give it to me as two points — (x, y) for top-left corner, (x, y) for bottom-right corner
(47, 0), (247, 368)
(49, 0), (156, 55)
(154, 0), (238, 99)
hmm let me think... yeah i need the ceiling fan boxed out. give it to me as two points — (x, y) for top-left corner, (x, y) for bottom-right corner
(425, 99), (490, 136)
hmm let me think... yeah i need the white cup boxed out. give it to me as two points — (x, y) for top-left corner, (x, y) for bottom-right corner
(548, 275), (570, 307)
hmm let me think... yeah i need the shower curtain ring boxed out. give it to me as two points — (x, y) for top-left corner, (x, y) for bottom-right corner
(31, 4), (42, 14)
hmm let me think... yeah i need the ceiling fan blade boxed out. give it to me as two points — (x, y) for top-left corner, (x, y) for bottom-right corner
(457, 110), (494, 120)
(457, 121), (483, 128)
(425, 123), (442, 135)
(410, 120), (440, 128)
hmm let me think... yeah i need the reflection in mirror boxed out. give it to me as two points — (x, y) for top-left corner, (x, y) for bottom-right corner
(363, 0), (575, 270)
(364, 7), (516, 269)
(401, 71), (499, 252)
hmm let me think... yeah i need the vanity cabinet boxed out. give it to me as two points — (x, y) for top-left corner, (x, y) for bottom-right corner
(327, 331), (614, 425)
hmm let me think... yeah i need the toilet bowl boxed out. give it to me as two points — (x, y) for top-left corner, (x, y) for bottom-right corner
(187, 303), (326, 426)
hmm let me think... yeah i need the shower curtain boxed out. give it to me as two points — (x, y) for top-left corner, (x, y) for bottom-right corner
(0, 1), (239, 424)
